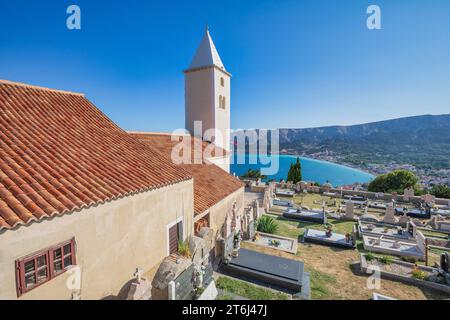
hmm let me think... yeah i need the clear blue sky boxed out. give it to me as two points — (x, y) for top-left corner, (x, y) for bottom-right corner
(1, 0), (449, 132)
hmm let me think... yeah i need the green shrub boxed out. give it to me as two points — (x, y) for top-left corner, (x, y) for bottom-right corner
(401, 256), (418, 264)
(365, 253), (375, 261)
(257, 216), (279, 234)
(178, 241), (191, 258)
(379, 256), (393, 265)
(411, 269), (428, 280)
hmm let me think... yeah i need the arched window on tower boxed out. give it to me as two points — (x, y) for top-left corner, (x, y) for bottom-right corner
(219, 96), (226, 110)
(220, 77), (225, 87)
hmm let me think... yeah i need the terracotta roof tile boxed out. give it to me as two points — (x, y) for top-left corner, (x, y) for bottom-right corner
(130, 133), (244, 215)
(0, 80), (192, 230)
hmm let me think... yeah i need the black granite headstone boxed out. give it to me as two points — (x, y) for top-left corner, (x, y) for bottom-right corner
(441, 253), (449, 274)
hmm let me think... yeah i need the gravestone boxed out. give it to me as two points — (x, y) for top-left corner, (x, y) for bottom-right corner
(173, 264), (195, 300)
(152, 256), (192, 300)
(441, 253), (449, 274)
(383, 203), (398, 224)
(345, 201), (354, 219)
(221, 233), (235, 263)
(126, 268), (152, 300)
(398, 214), (410, 228)
(422, 194), (435, 205)
(403, 187), (414, 202)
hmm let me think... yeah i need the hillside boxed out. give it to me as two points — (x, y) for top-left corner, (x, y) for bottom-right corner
(279, 114), (450, 169)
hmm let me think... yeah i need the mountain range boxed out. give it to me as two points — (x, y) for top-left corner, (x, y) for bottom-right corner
(278, 114), (450, 170)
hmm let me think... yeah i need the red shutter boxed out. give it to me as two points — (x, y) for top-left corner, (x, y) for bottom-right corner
(169, 224), (179, 254)
(15, 260), (23, 297)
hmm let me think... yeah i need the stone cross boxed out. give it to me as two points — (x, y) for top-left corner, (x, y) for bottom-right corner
(133, 268), (143, 283)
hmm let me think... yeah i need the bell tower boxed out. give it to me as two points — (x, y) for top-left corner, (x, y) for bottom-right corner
(184, 27), (231, 152)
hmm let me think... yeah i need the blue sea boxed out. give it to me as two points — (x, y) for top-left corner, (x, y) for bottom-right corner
(230, 154), (374, 187)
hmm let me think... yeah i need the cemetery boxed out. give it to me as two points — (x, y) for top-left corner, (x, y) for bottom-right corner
(165, 180), (450, 301)
(240, 181), (450, 299)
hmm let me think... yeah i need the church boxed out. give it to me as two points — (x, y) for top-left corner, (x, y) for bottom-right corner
(0, 28), (244, 299)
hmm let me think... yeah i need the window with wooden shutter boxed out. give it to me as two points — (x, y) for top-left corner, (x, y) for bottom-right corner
(15, 238), (76, 297)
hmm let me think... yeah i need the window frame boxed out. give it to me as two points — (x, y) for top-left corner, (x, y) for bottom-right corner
(15, 238), (76, 297)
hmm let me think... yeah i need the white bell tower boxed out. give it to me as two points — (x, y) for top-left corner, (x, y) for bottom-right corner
(184, 27), (231, 152)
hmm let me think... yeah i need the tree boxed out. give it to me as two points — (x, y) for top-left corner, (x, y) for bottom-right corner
(368, 170), (419, 193)
(240, 169), (267, 180)
(430, 185), (450, 199)
(287, 157), (302, 184)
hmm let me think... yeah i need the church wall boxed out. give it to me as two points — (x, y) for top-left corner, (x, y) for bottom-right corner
(195, 186), (244, 243)
(0, 179), (194, 300)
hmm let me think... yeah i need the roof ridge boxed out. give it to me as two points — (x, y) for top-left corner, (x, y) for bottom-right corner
(0, 80), (85, 97)
(127, 131), (190, 137)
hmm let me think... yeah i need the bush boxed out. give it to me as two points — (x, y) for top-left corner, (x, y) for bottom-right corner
(178, 241), (191, 258)
(257, 216), (278, 234)
(379, 256), (393, 265)
(430, 185), (450, 199)
(411, 269), (428, 280)
(365, 253), (375, 261)
(401, 256), (418, 264)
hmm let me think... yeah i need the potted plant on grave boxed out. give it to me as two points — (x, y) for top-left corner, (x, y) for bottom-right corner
(345, 233), (351, 243)
(325, 223), (333, 237)
(270, 239), (281, 247)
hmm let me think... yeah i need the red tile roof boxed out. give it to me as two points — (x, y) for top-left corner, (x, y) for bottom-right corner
(0, 80), (192, 230)
(130, 133), (244, 215)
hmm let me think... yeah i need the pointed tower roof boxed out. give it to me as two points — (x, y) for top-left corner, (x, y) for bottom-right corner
(187, 27), (226, 71)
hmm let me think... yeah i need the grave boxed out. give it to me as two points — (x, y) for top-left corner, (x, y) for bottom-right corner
(283, 208), (327, 223)
(275, 189), (295, 197)
(395, 207), (431, 219)
(362, 235), (425, 260)
(251, 232), (297, 254)
(273, 198), (294, 207)
(220, 248), (310, 298)
(431, 208), (450, 217)
(358, 221), (413, 241)
(368, 201), (387, 210)
(344, 194), (366, 202)
(303, 228), (356, 249)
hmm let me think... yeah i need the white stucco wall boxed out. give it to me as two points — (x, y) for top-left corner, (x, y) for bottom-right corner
(0, 179), (194, 300)
(185, 66), (231, 152)
(194, 186), (245, 242)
